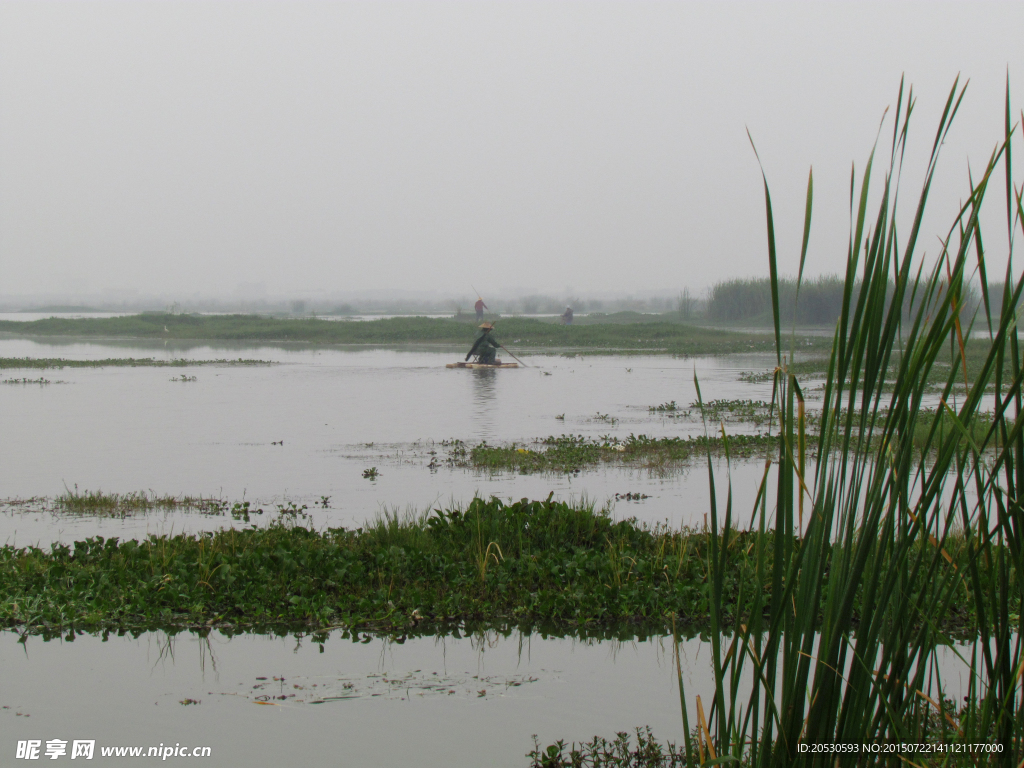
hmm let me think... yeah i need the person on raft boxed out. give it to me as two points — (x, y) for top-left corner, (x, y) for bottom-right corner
(465, 322), (502, 365)
(474, 297), (488, 322)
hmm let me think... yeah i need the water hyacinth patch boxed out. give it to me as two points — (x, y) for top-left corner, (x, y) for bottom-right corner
(0, 495), (1009, 638)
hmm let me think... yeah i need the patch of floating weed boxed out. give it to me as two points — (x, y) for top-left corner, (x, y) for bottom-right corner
(688, 398), (773, 427)
(242, 669), (538, 705)
(647, 399), (773, 427)
(170, 375), (197, 382)
(228, 501), (262, 523)
(528, 727), (686, 768)
(0, 497), (48, 509)
(738, 357), (830, 383)
(1, 377), (63, 385)
(54, 488), (226, 516)
(648, 401), (679, 412)
(459, 433), (774, 474)
(0, 495), (998, 636)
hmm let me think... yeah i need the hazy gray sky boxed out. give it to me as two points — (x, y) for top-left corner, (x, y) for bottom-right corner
(1, 1), (1023, 300)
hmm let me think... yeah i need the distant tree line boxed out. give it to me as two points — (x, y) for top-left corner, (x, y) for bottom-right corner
(707, 275), (847, 325)
(702, 275), (991, 327)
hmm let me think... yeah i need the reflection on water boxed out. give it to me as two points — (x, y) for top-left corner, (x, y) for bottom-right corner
(0, 628), (698, 768)
(470, 368), (499, 440)
(0, 625), (984, 768)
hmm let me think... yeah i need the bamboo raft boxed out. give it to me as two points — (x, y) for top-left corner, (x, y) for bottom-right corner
(446, 362), (519, 369)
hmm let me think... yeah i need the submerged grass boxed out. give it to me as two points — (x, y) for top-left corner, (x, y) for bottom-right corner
(0, 496), (1009, 637)
(0, 315), (817, 356)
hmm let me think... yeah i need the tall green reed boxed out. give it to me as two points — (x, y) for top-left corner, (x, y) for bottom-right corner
(681, 77), (1024, 765)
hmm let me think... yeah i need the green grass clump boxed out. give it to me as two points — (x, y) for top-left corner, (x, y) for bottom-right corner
(0, 357), (271, 370)
(54, 489), (225, 516)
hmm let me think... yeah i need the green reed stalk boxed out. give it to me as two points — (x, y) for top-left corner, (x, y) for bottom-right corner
(684, 77), (1024, 766)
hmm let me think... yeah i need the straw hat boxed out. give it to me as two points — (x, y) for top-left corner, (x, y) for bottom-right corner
(478, 322), (494, 330)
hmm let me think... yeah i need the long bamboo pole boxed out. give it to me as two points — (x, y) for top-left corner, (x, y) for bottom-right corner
(498, 344), (528, 367)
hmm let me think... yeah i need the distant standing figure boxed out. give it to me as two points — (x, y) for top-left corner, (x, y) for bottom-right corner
(466, 323), (501, 365)
(474, 297), (488, 322)
(561, 306), (574, 325)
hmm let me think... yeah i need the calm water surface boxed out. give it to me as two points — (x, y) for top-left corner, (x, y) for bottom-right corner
(0, 336), (805, 766)
(1, 337), (787, 543)
(0, 627), (980, 767)
(0, 629), (705, 766)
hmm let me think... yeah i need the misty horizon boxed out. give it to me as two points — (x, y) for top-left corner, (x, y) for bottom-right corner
(2, 2), (1023, 302)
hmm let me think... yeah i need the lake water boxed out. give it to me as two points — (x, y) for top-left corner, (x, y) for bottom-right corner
(1, 336), (789, 546)
(0, 628), (697, 766)
(11, 333), (968, 767)
(0, 625), (979, 768)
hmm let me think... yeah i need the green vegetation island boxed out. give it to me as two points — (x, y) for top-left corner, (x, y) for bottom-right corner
(0, 496), (999, 638)
(0, 312), (805, 355)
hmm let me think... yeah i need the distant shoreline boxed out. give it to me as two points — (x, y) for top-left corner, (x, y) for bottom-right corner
(0, 312), (822, 356)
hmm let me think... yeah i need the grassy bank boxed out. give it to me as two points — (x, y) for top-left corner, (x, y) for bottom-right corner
(0, 314), (803, 355)
(0, 496), (1003, 637)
